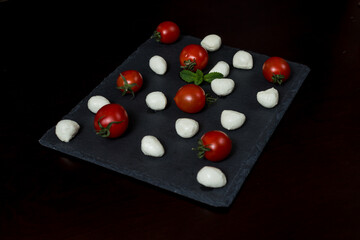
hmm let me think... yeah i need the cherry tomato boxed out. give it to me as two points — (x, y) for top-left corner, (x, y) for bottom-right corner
(152, 21), (180, 44)
(179, 44), (208, 72)
(195, 130), (232, 162)
(174, 84), (206, 113)
(262, 56), (291, 84)
(94, 103), (129, 138)
(117, 70), (143, 96)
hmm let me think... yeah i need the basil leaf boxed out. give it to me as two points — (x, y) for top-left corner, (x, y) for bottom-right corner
(180, 70), (197, 83)
(194, 69), (204, 85)
(204, 72), (224, 83)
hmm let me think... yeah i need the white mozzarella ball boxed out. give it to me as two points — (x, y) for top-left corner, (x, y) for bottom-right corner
(149, 55), (167, 75)
(55, 119), (80, 142)
(221, 110), (246, 130)
(145, 91), (167, 111)
(175, 118), (199, 138)
(141, 135), (165, 157)
(87, 95), (110, 114)
(209, 61), (230, 77)
(196, 166), (227, 188)
(256, 87), (279, 108)
(233, 50), (253, 69)
(211, 78), (235, 96)
(200, 34), (222, 52)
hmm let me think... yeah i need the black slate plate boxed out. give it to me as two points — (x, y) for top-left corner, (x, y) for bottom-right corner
(39, 35), (310, 207)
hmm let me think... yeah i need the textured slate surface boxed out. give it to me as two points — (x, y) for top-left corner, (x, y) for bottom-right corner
(39, 35), (310, 207)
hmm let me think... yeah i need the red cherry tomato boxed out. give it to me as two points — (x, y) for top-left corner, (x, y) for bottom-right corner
(116, 70), (143, 96)
(179, 44), (208, 72)
(174, 84), (206, 113)
(94, 103), (129, 138)
(262, 56), (291, 84)
(195, 130), (232, 162)
(152, 21), (180, 44)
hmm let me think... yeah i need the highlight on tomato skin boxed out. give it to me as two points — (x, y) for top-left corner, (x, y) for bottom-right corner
(179, 44), (209, 72)
(93, 103), (129, 138)
(116, 70), (143, 97)
(152, 21), (180, 44)
(173, 84), (206, 113)
(262, 56), (291, 85)
(194, 130), (232, 162)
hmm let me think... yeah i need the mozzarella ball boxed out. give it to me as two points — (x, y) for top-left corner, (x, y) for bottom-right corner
(211, 78), (235, 96)
(145, 91), (167, 111)
(149, 55), (167, 75)
(209, 61), (230, 77)
(55, 119), (80, 142)
(256, 87), (279, 108)
(175, 118), (199, 138)
(87, 95), (110, 114)
(200, 34), (222, 52)
(221, 110), (246, 130)
(141, 135), (165, 157)
(233, 50), (253, 69)
(197, 166), (227, 188)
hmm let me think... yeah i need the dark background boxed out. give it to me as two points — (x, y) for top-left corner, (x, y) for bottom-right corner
(1, 0), (360, 239)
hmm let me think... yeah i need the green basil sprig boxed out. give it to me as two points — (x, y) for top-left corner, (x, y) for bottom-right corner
(180, 69), (223, 85)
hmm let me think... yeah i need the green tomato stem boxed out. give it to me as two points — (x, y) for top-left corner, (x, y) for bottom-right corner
(181, 59), (197, 72)
(96, 116), (123, 138)
(272, 73), (285, 85)
(117, 73), (138, 97)
(151, 31), (161, 42)
(192, 139), (211, 159)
